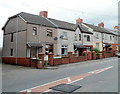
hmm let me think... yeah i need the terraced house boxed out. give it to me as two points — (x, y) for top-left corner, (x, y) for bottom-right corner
(81, 22), (120, 52)
(2, 11), (120, 65)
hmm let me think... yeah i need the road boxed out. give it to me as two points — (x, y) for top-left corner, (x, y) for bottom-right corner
(2, 57), (119, 93)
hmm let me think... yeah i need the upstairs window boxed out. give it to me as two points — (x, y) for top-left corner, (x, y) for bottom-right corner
(75, 34), (77, 41)
(79, 34), (81, 41)
(63, 32), (67, 39)
(32, 27), (37, 35)
(96, 33), (99, 39)
(110, 36), (112, 40)
(11, 33), (13, 42)
(47, 29), (53, 37)
(116, 36), (118, 40)
(87, 35), (90, 41)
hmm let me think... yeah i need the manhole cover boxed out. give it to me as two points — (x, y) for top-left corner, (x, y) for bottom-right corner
(50, 84), (82, 93)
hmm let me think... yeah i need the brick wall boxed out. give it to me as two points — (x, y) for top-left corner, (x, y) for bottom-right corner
(2, 57), (30, 67)
(53, 58), (62, 65)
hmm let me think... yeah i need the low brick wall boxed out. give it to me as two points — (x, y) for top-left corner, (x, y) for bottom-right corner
(17, 58), (30, 67)
(53, 58), (62, 65)
(70, 56), (78, 63)
(66, 56), (84, 64)
(2, 57), (30, 67)
(30, 62), (37, 68)
(62, 57), (69, 64)
(77, 56), (84, 62)
(2, 57), (16, 65)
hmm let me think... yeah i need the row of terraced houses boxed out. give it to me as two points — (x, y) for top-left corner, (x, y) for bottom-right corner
(2, 11), (120, 65)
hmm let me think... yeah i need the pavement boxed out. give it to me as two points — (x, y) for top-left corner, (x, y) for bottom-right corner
(2, 57), (119, 93)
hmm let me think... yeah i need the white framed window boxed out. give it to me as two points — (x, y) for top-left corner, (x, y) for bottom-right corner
(86, 47), (90, 51)
(75, 34), (77, 41)
(32, 27), (37, 35)
(47, 29), (53, 37)
(27, 48), (30, 58)
(45, 44), (53, 55)
(110, 36), (112, 40)
(79, 34), (81, 41)
(96, 43), (99, 50)
(61, 45), (68, 56)
(62, 32), (67, 39)
(96, 33), (99, 39)
(87, 35), (90, 41)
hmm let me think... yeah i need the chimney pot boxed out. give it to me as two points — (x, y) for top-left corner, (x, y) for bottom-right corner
(98, 22), (104, 28)
(114, 26), (119, 30)
(39, 11), (48, 18)
(76, 18), (83, 23)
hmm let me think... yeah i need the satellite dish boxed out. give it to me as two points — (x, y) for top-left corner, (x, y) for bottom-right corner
(60, 35), (64, 39)
(54, 37), (58, 40)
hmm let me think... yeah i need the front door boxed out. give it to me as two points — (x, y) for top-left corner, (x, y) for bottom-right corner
(78, 48), (83, 56)
(31, 47), (38, 59)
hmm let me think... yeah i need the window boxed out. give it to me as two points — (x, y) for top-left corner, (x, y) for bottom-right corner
(61, 45), (68, 56)
(102, 34), (104, 39)
(75, 34), (77, 41)
(96, 34), (99, 39)
(110, 36), (112, 40)
(96, 43), (99, 50)
(79, 34), (81, 41)
(116, 36), (118, 40)
(45, 44), (53, 55)
(32, 27), (37, 35)
(11, 33), (13, 42)
(87, 35), (90, 41)
(47, 29), (52, 37)
(27, 48), (30, 58)
(63, 32), (67, 39)
(86, 47), (90, 51)
(11, 48), (13, 56)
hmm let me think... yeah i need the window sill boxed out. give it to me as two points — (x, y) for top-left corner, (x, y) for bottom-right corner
(62, 38), (68, 40)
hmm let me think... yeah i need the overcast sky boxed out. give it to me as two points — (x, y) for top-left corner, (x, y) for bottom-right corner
(0, 0), (119, 47)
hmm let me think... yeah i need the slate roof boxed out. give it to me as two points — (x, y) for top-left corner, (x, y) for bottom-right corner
(2, 12), (113, 35)
(48, 18), (76, 31)
(107, 29), (119, 36)
(78, 24), (93, 34)
(83, 23), (114, 35)
(19, 12), (56, 28)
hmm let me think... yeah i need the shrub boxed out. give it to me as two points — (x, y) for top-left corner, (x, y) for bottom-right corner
(91, 48), (100, 54)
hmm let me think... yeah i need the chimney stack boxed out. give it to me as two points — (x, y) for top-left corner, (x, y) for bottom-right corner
(76, 18), (83, 24)
(98, 22), (104, 28)
(114, 26), (119, 30)
(39, 11), (48, 18)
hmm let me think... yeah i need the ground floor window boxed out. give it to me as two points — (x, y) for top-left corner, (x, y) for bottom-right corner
(61, 45), (68, 56)
(96, 43), (99, 50)
(27, 47), (30, 58)
(116, 45), (119, 51)
(45, 44), (53, 55)
(74, 46), (78, 56)
(86, 47), (91, 51)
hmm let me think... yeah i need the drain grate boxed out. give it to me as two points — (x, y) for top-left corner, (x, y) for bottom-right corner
(50, 84), (82, 93)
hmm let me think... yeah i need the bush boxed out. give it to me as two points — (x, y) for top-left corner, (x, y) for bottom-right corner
(91, 48), (100, 54)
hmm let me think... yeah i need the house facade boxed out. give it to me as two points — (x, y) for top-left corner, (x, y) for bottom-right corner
(2, 11), (120, 65)
(2, 11), (93, 63)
